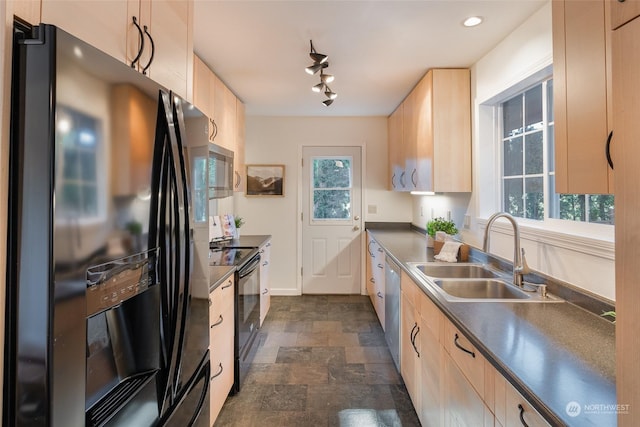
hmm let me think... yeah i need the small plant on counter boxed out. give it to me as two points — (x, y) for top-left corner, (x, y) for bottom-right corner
(426, 217), (458, 238)
(234, 216), (245, 229)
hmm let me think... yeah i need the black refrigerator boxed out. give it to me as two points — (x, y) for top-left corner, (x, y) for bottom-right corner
(5, 23), (210, 426)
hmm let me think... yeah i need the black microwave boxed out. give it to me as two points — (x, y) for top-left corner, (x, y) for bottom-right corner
(208, 143), (234, 199)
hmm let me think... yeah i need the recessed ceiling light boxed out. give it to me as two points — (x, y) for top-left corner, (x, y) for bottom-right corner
(463, 16), (483, 27)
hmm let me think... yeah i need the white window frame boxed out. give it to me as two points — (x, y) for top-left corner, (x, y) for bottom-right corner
(478, 70), (614, 259)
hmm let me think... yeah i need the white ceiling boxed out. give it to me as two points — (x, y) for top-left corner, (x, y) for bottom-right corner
(193, 0), (547, 117)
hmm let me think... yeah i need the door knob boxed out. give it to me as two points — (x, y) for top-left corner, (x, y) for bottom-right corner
(354, 215), (360, 221)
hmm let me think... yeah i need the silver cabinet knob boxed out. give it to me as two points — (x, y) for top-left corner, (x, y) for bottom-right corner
(353, 225), (360, 231)
(354, 215), (360, 221)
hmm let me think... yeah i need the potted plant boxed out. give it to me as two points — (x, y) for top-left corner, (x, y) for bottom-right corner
(234, 216), (245, 239)
(426, 217), (458, 247)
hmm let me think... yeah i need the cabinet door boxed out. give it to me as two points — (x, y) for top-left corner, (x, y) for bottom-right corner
(41, 0), (131, 64)
(403, 90), (418, 191)
(400, 275), (421, 413)
(612, 16), (640, 427)
(553, 0), (613, 194)
(388, 104), (405, 191)
(193, 54), (214, 117)
(610, 0), (640, 30)
(445, 352), (494, 427)
(235, 100), (246, 192)
(372, 246), (385, 328)
(140, 0), (190, 99)
(443, 320), (485, 400)
(213, 75), (237, 151)
(419, 312), (443, 426)
(209, 277), (234, 425)
(259, 240), (272, 326)
(431, 69), (471, 192)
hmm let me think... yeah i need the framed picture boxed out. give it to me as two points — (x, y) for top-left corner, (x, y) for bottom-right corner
(246, 164), (285, 196)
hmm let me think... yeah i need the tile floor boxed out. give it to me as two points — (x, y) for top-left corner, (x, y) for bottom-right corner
(214, 295), (421, 426)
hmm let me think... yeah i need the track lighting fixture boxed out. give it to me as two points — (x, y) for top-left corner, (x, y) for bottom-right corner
(305, 40), (338, 106)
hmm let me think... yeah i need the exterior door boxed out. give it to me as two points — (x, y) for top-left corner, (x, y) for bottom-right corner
(301, 146), (362, 294)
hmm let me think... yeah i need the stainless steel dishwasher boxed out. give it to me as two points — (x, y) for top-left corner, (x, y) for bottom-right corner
(384, 256), (401, 372)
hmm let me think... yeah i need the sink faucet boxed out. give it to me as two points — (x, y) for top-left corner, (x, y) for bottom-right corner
(483, 212), (530, 287)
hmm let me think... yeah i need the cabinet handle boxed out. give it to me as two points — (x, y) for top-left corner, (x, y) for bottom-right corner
(618, 0), (626, 2)
(210, 363), (223, 380)
(391, 173), (397, 189)
(367, 241), (374, 256)
(209, 118), (218, 141)
(262, 261), (269, 266)
(370, 278), (375, 283)
(262, 289), (268, 295)
(377, 247), (383, 253)
(377, 291), (383, 299)
(210, 314), (223, 328)
(518, 404), (530, 427)
(454, 333), (476, 358)
(400, 171), (406, 188)
(141, 25), (155, 75)
(377, 263), (384, 269)
(410, 324), (420, 357)
(222, 281), (233, 290)
(606, 131), (614, 170)
(235, 170), (241, 188)
(409, 323), (417, 346)
(411, 169), (417, 188)
(130, 16), (144, 69)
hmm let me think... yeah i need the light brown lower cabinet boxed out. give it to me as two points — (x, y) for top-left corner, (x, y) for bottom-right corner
(400, 273), (550, 427)
(209, 276), (235, 425)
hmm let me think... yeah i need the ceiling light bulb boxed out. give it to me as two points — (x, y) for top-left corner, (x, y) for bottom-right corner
(324, 87), (337, 100)
(322, 99), (334, 107)
(312, 82), (325, 93)
(305, 62), (328, 75)
(463, 16), (483, 27)
(321, 73), (334, 84)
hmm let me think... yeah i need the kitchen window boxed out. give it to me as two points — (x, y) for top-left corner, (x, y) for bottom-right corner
(500, 79), (614, 225)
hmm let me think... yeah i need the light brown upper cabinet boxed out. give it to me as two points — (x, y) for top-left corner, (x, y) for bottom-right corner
(235, 100), (246, 192)
(41, 0), (192, 100)
(11, 0), (42, 24)
(388, 68), (471, 193)
(387, 103), (405, 191)
(552, 0), (613, 194)
(213, 74), (238, 152)
(610, 0), (640, 30)
(193, 54), (217, 141)
(612, 11), (640, 427)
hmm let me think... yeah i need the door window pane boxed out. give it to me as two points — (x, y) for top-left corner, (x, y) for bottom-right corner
(312, 157), (352, 220)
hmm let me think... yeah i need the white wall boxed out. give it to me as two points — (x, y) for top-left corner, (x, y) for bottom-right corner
(411, 1), (616, 301)
(236, 116), (412, 295)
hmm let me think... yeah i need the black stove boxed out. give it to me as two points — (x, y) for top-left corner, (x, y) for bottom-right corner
(209, 241), (258, 267)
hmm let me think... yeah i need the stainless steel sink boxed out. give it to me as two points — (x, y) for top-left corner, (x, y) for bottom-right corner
(416, 263), (498, 279)
(432, 279), (530, 300)
(406, 262), (563, 303)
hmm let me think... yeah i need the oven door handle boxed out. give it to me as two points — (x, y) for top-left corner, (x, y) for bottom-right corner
(238, 254), (261, 278)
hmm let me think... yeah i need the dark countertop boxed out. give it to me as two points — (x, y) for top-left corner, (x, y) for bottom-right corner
(369, 229), (616, 427)
(207, 235), (271, 293)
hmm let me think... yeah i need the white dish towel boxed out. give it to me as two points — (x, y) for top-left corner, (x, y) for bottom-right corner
(434, 241), (462, 263)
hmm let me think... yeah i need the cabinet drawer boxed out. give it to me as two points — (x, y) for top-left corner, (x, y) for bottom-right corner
(401, 272), (421, 308)
(611, 0), (640, 30)
(210, 277), (234, 319)
(209, 304), (235, 423)
(495, 375), (551, 427)
(444, 320), (485, 401)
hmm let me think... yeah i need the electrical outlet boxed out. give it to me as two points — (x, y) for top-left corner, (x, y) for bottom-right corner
(420, 206), (424, 217)
(463, 214), (471, 229)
